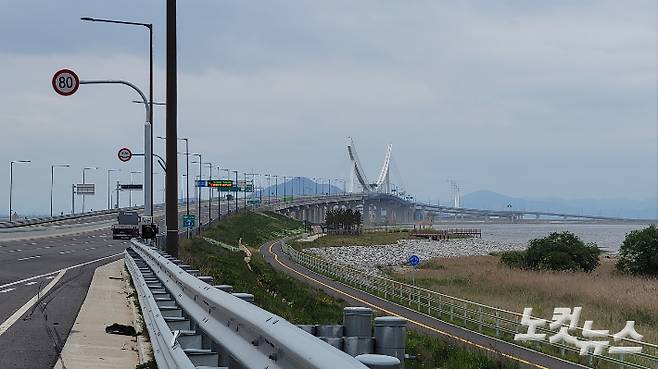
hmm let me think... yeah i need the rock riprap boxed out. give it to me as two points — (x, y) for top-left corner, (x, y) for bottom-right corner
(306, 238), (524, 272)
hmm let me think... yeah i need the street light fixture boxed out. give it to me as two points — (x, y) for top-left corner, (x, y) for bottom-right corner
(50, 164), (71, 217)
(8, 160), (31, 221)
(107, 169), (120, 210)
(82, 166), (98, 213)
(220, 168), (230, 214)
(82, 16), (155, 219)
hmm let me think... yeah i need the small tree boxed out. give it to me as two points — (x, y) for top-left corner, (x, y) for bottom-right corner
(616, 225), (658, 277)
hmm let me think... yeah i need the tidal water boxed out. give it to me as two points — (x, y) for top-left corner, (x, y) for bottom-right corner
(432, 222), (654, 252)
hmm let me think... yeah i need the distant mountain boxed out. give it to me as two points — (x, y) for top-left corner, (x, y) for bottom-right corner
(462, 190), (657, 219)
(260, 177), (344, 197)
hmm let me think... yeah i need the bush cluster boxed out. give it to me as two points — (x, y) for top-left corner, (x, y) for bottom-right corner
(616, 225), (658, 277)
(500, 231), (600, 272)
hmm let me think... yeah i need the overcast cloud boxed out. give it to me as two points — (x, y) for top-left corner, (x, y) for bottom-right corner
(0, 0), (656, 215)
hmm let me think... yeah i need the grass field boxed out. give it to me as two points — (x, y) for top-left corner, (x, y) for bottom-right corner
(179, 211), (520, 369)
(396, 255), (658, 344)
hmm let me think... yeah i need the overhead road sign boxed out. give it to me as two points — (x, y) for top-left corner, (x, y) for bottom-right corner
(52, 69), (80, 96)
(120, 184), (143, 191)
(118, 147), (132, 162)
(75, 183), (95, 195)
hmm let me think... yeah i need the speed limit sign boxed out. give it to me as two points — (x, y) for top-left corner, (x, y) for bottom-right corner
(118, 147), (132, 162)
(52, 69), (80, 96)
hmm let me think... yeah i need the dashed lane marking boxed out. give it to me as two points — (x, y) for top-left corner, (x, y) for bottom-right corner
(0, 288), (16, 293)
(17, 255), (41, 261)
(24, 282), (37, 286)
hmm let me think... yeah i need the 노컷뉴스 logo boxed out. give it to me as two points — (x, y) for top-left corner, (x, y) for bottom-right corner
(514, 307), (644, 356)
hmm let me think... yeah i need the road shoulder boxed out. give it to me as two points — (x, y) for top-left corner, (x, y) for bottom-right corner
(53, 259), (147, 369)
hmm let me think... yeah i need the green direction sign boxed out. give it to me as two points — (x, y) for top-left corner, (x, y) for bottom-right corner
(182, 214), (196, 228)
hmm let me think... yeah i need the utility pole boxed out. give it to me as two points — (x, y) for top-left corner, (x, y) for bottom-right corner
(165, 0), (179, 255)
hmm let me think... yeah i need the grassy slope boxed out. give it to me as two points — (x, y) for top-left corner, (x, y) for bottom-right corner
(180, 211), (519, 369)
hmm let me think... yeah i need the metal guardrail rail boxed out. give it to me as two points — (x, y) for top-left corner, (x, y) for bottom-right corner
(281, 242), (658, 369)
(127, 239), (370, 369)
(125, 247), (197, 369)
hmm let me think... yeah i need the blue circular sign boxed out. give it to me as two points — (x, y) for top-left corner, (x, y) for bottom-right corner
(408, 255), (421, 267)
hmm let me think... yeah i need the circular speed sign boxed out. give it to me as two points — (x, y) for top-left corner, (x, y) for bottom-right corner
(52, 69), (80, 96)
(118, 147), (132, 162)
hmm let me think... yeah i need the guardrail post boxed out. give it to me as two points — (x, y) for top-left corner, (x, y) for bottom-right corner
(478, 306), (482, 332)
(427, 292), (431, 315)
(463, 304), (467, 325)
(495, 311), (500, 336)
(450, 304), (454, 321)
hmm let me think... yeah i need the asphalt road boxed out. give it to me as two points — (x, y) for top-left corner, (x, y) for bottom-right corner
(261, 239), (587, 369)
(0, 200), (231, 369)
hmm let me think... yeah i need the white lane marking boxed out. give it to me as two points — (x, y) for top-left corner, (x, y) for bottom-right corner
(0, 288), (16, 293)
(25, 282), (37, 286)
(0, 252), (123, 290)
(0, 270), (66, 337)
(8, 249), (22, 253)
(17, 255), (41, 261)
(44, 246), (51, 249)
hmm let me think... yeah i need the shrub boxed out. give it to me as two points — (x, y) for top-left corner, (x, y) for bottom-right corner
(500, 232), (600, 272)
(524, 232), (600, 272)
(500, 250), (526, 269)
(616, 225), (658, 277)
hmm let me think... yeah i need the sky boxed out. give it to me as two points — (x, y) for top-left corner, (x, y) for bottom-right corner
(0, 0), (656, 216)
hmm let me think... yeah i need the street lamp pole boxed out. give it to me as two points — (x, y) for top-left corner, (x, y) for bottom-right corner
(106, 169), (120, 210)
(192, 154), (202, 228)
(82, 166), (98, 213)
(129, 171), (141, 207)
(221, 168), (230, 214)
(81, 17), (154, 219)
(9, 160), (31, 221)
(273, 175), (278, 201)
(51, 164), (70, 217)
(204, 163), (213, 221)
(233, 170), (238, 212)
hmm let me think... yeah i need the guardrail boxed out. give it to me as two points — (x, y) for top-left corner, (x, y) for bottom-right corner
(125, 247), (197, 368)
(281, 242), (658, 369)
(127, 239), (369, 369)
(0, 204), (150, 229)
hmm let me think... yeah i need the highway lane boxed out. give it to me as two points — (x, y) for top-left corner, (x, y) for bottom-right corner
(262, 239), (587, 369)
(0, 200), (234, 368)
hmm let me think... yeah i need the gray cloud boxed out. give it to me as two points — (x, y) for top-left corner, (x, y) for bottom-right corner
(0, 0), (655, 215)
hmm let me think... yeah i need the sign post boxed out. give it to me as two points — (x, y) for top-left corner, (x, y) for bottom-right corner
(408, 255), (421, 286)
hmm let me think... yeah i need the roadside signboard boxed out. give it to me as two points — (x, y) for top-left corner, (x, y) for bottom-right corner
(76, 183), (95, 195)
(408, 255), (421, 267)
(197, 179), (253, 192)
(120, 184), (143, 191)
(52, 69), (80, 96)
(118, 147), (132, 162)
(207, 180), (233, 188)
(183, 214), (196, 228)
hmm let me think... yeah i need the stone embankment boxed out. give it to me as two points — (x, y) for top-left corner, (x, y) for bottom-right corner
(306, 238), (524, 272)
